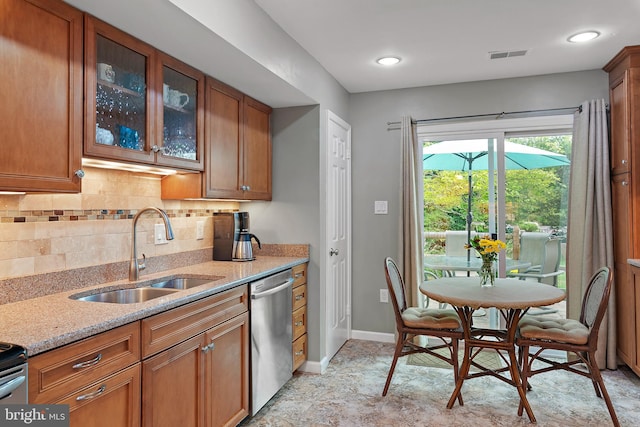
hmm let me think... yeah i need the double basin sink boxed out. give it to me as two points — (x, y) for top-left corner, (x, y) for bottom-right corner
(70, 276), (224, 304)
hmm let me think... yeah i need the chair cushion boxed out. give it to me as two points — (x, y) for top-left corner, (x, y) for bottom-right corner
(519, 316), (589, 344)
(402, 307), (460, 329)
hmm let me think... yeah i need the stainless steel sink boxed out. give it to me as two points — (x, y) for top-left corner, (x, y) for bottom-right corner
(71, 287), (179, 304)
(148, 276), (223, 290)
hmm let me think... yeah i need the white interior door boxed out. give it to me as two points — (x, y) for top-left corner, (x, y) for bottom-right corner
(326, 110), (351, 362)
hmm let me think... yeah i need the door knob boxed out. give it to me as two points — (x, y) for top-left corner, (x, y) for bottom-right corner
(329, 248), (339, 256)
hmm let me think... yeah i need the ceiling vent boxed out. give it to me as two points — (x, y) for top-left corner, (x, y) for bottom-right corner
(489, 50), (528, 60)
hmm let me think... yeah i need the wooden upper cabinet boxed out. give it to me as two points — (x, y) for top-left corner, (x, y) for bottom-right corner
(202, 77), (272, 200)
(204, 77), (244, 198)
(0, 0), (83, 192)
(155, 52), (205, 171)
(604, 46), (640, 176)
(242, 96), (272, 200)
(84, 15), (204, 171)
(84, 15), (156, 164)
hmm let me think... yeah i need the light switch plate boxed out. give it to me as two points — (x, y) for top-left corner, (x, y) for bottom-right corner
(374, 200), (388, 214)
(196, 220), (205, 240)
(154, 223), (168, 245)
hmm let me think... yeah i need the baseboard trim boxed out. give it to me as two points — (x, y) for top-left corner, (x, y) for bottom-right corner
(351, 330), (395, 343)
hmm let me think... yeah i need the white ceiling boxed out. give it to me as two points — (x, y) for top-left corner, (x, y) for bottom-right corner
(255, 0), (640, 93)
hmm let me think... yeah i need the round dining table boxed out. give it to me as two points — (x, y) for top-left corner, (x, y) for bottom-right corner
(419, 277), (565, 423)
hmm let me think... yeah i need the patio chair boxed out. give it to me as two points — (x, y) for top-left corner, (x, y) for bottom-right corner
(516, 267), (619, 426)
(383, 257), (463, 398)
(444, 230), (477, 277)
(445, 230), (476, 257)
(508, 232), (564, 287)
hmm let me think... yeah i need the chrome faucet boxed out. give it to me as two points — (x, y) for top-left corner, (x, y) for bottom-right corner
(129, 207), (175, 281)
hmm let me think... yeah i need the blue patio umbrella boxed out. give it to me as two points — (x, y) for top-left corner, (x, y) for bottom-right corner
(423, 139), (570, 261)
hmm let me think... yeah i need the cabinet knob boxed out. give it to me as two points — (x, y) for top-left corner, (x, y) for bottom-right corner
(622, 181), (629, 186)
(152, 145), (168, 154)
(622, 159), (628, 165)
(74, 169), (85, 179)
(295, 295), (304, 301)
(240, 185), (251, 191)
(295, 321), (304, 327)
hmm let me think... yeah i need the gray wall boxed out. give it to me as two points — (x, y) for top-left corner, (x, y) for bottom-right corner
(348, 70), (609, 334)
(246, 106), (322, 359)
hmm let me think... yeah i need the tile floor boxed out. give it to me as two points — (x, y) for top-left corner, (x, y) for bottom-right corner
(242, 339), (639, 426)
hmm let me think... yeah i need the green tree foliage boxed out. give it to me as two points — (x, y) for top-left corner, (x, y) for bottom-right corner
(423, 136), (571, 232)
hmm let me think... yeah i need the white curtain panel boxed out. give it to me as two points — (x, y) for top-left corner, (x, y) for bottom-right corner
(567, 99), (615, 369)
(400, 116), (424, 306)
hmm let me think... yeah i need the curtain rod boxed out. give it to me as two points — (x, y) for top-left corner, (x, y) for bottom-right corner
(387, 106), (582, 127)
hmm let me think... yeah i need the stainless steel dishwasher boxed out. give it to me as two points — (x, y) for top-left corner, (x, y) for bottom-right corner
(250, 269), (293, 416)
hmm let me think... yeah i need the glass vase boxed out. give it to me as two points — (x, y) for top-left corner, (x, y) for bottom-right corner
(479, 258), (495, 287)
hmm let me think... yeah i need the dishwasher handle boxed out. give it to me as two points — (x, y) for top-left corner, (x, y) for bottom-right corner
(251, 278), (294, 299)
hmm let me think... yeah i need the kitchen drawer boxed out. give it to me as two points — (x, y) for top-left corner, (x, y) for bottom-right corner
(54, 363), (141, 426)
(141, 285), (248, 358)
(292, 334), (307, 372)
(29, 321), (140, 404)
(292, 284), (307, 312)
(292, 263), (307, 288)
(293, 306), (307, 341)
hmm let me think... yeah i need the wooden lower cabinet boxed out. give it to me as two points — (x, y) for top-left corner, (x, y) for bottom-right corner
(292, 263), (308, 371)
(142, 313), (249, 427)
(141, 287), (250, 427)
(206, 313), (250, 427)
(56, 364), (141, 427)
(626, 265), (640, 374)
(142, 335), (206, 427)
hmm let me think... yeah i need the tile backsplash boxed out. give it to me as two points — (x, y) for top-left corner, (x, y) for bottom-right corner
(0, 167), (239, 280)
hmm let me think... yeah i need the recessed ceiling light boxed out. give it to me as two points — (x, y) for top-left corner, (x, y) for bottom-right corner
(567, 31), (600, 43)
(377, 56), (401, 66)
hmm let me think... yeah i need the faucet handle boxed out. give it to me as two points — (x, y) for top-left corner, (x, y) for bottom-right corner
(139, 253), (146, 272)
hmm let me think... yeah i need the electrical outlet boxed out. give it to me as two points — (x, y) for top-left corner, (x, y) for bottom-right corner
(380, 289), (389, 303)
(154, 223), (168, 245)
(196, 220), (205, 240)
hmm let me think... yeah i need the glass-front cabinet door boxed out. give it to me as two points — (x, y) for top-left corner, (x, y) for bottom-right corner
(84, 16), (203, 171)
(156, 53), (204, 170)
(84, 15), (155, 164)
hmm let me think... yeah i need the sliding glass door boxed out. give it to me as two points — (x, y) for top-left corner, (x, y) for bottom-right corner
(421, 116), (573, 323)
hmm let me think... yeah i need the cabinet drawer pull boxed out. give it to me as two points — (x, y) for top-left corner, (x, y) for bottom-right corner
(72, 353), (103, 369)
(76, 384), (106, 401)
(295, 295), (304, 301)
(294, 273), (303, 278)
(295, 351), (304, 356)
(295, 321), (304, 327)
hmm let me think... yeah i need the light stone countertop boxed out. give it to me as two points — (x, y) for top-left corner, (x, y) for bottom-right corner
(628, 259), (640, 268)
(0, 256), (307, 356)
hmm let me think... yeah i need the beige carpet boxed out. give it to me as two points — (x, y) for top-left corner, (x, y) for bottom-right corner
(406, 346), (504, 372)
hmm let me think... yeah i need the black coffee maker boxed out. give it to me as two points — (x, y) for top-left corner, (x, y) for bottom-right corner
(213, 212), (261, 261)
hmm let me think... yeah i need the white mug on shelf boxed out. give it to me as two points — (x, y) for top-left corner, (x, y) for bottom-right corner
(97, 63), (115, 83)
(169, 89), (189, 108)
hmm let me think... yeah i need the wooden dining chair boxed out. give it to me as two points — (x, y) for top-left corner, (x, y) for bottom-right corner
(382, 257), (464, 398)
(516, 267), (619, 426)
